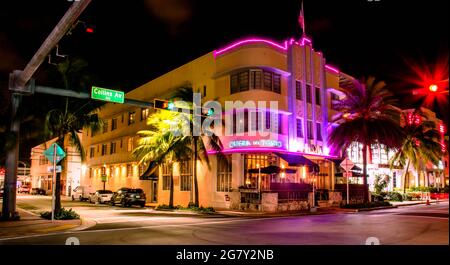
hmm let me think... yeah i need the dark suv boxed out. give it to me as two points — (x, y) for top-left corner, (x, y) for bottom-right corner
(110, 188), (146, 207)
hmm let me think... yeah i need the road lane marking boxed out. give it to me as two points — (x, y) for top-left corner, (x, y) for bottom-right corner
(0, 216), (297, 242)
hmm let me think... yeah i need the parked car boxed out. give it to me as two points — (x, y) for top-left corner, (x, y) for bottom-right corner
(18, 185), (31, 193)
(89, 190), (113, 204)
(71, 186), (92, 201)
(110, 188), (146, 207)
(31, 188), (46, 195)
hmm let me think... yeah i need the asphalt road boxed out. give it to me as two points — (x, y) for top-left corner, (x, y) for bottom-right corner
(1, 195), (448, 245)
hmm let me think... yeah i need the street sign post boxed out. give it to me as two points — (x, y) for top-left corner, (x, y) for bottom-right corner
(44, 143), (66, 222)
(340, 158), (355, 205)
(91, 86), (125, 104)
(101, 174), (107, 190)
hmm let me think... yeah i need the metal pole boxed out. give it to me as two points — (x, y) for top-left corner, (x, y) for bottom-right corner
(2, 94), (21, 220)
(2, 0), (91, 221)
(346, 171), (349, 205)
(51, 144), (57, 222)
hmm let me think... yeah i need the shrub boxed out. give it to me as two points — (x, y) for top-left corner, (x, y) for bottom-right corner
(444, 186), (449, 193)
(40, 208), (80, 220)
(341, 201), (391, 209)
(407, 192), (422, 200)
(428, 187), (439, 193)
(403, 194), (412, 201)
(385, 192), (403, 202)
(371, 194), (384, 202)
(155, 204), (176, 210)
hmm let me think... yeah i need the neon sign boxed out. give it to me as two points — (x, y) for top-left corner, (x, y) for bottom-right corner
(229, 139), (283, 148)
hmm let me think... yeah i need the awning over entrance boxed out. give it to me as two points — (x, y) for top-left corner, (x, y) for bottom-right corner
(248, 165), (297, 174)
(138, 161), (158, 180)
(275, 153), (319, 171)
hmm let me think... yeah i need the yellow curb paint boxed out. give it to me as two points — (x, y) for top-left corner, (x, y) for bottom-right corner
(34, 224), (78, 233)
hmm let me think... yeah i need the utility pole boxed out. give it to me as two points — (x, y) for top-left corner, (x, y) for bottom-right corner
(2, 0), (92, 220)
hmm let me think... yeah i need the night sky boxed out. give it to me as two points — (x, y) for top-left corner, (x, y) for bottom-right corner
(0, 0), (448, 163)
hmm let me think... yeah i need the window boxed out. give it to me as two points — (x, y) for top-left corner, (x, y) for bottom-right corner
(296, 81), (302, 100)
(39, 155), (47, 165)
(307, 120), (313, 140)
(316, 123), (322, 141)
(203, 85), (207, 97)
(263, 71), (272, 91)
(244, 154), (277, 190)
(315, 87), (321, 105)
(393, 172), (397, 188)
(110, 142), (116, 154)
(101, 144), (108, 156)
(111, 118), (118, 131)
(296, 119), (303, 138)
(103, 121), (108, 133)
(141, 108), (149, 121)
(179, 160), (192, 191)
(306, 84), (312, 103)
(217, 156), (232, 192)
(126, 164), (133, 177)
(273, 73), (281, 93)
(250, 70), (262, 89)
(138, 163), (147, 176)
(330, 93), (340, 110)
(127, 137), (134, 152)
(238, 71), (249, 91)
(162, 164), (171, 190)
(128, 112), (136, 125)
(231, 69), (281, 94)
(91, 129), (96, 137)
(89, 147), (95, 158)
(120, 139), (123, 149)
(230, 74), (239, 94)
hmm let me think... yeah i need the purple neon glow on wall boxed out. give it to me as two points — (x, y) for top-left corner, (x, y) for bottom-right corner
(325, 65), (340, 74)
(207, 148), (338, 158)
(214, 38), (288, 57)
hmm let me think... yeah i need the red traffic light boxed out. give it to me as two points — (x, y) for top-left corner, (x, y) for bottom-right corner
(85, 27), (94, 33)
(429, 84), (438, 92)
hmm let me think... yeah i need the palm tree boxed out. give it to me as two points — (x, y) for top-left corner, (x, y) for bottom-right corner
(389, 110), (443, 193)
(328, 76), (404, 202)
(44, 58), (103, 215)
(133, 87), (223, 207)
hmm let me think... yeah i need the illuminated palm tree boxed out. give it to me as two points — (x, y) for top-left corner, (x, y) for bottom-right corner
(133, 88), (223, 207)
(328, 76), (404, 202)
(389, 111), (442, 193)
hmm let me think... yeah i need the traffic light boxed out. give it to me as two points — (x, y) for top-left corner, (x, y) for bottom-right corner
(429, 84), (438, 92)
(154, 99), (175, 111)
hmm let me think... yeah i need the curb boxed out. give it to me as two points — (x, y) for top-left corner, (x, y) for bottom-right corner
(354, 205), (398, 212)
(69, 217), (97, 231)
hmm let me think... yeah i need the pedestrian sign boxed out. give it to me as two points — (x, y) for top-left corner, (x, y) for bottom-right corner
(43, 143), (66, 163)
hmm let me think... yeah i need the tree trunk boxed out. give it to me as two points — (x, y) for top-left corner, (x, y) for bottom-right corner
(169, 164), (174, 208)
(362, 143), (369, 203)
(193, 137), (199, 207)
(403, 160), (410, 194)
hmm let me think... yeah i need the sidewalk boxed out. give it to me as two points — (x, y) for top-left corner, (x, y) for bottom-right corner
(0, 208), (82, 240)
(390, 199), (447, 207)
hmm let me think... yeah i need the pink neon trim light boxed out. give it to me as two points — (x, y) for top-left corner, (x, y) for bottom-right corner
(214, 38), (288, 57)
(325, 65), (340, 74)
(300, 37), (312, 46)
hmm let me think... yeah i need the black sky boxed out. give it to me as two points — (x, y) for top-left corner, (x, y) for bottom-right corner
(0, 0), (448, 162)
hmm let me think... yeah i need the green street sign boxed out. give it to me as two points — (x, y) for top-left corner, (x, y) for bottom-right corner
(43, 143), (66, 163)
(91, 86), (125, 104)
(101, 174), (107, 182)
